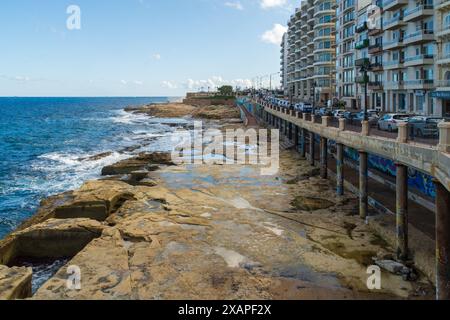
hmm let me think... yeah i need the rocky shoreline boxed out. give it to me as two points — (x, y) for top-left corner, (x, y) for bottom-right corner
(0, 102), (435, 300)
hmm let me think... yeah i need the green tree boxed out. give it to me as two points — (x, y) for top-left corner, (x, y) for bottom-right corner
(217, 85), (233, 96)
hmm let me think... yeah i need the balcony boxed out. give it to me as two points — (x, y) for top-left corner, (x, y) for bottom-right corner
(383, 16), (406, 30)
(368, 28), (383, 37)
(368, 81), (383, 90)
(370, 62), (384, 71)
(436, 0), (450, 10)
(403, 30), (435, 45)
(314, 8), (334, 18)
(383, 38), (404, 50)
(404, 79), (434, 89)
(403, 5), (434, 22)
(436, 80), (450, 88)
(384, 59), (404, 69)
(384, 81), (405, 89)
(383, 0), (408, 11)
(356, 22), (368, 33)
(403, 54), (434, 67)
(368, 43), (383, 54)
(355, 58), (370, 67)
(314, 59), (335, 66)
(355, 75), (369, 84)
(437, 53), (450, 65)
(355, 39), (369, 50)
(437, 26), (450, 38)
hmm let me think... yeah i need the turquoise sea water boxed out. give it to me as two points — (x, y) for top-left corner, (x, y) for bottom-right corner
(0, 97), (183, 239)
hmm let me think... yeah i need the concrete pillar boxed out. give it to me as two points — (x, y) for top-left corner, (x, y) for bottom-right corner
(359, 151), (368, 219)
(320, 137), (328, 179)
(309, 132), (315, 166)
(294, 126), (299, 151)
(289, 122), (293, 140)
(339, 118), (346, 131)
(396, 163), (408, 261)
(336, 143), (344, 196)
(361, 120), (370, 136)
(397, 122), (409, 143)
(322, 116), (330, 127)
(436, 181), (450, 300)
(300, 129), (306, 158)
(438, 122), (450, 153)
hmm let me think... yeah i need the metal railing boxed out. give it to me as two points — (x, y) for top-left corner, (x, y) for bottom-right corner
(404, 54), (434, 62)
(403, 29), (434, 41)
(404, 5), (433, 17)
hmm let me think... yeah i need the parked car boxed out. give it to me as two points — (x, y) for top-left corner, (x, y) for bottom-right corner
(407, 116), (442, 137)
(377, 114), (412, 132)
(332, 110), (346, 118)
(298, 103), (313, 113)
(343, 111), (359, 122)
(354, 111), (380, 127)
(317, 107), (332, 116)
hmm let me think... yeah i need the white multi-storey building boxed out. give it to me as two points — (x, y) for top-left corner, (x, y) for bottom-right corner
(284, 0), (337, 105)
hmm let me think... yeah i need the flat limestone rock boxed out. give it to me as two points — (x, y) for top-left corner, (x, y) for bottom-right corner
(101, 152), (174, 176)
(33, 229), (133, 300)
(0, 265), (32, 300)
(54, 180), (136, 221)
(0, 218), (105, 266)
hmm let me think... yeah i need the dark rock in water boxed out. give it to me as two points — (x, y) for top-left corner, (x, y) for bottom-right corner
(119, 145), (141, 154)
(291, 196), (334, 211)
(79, 152), (113, 162)
(101, 152), (174, 176)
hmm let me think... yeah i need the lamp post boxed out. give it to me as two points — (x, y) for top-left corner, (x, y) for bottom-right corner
(312, 81), (317, 116)
(359, 64), (370, 121)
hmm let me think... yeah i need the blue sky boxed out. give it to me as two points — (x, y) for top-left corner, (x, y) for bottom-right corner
(0, 0), (296, 97)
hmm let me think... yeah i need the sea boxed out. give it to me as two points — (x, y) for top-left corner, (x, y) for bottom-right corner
(0, 97), (187, 240)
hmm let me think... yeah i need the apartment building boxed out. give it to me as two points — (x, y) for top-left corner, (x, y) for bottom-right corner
(354, 0), (373, 110)
(336, 0), (357, 109)
(434, 0), (450, 117)
(374, 0), (434, 115)
(284, 0), (337, 105)
(281, 33), (289, 95)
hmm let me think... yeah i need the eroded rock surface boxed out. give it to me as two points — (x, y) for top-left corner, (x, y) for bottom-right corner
(0, 265), (32, 300)
(25, 152), (434, 300)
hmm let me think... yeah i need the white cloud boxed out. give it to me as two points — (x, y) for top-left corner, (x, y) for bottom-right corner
(133, 80), (143, 85)
(120, 80), (128, 85)
(183, 76), (252, 90)
(152, 53), (161, 60)
(161, 81), (178, 89)
(225, 1), (244, 10)
(260, 0), (287, 9)
(261, 24), (287, 45)
(160, 77), (252, 91)
(14, 76), (31, 82)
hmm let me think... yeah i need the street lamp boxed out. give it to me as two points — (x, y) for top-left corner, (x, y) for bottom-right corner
(359, 64), (369, 121)
(312, 81), (317, 116)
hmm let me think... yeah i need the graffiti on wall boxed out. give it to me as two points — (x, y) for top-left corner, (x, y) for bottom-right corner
(344, 147), (436, 199)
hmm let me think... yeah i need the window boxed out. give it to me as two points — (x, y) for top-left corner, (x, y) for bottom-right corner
(445, 13), (450, 29)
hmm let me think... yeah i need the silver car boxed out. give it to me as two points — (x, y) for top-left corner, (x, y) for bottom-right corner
(408, 116), (442, 137)
(377, 114), (411, 132)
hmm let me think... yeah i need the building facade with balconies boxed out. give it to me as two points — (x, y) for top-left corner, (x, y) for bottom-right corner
(281, 33), (289, 95)
(434, 0), (450, 117)
(354, 1), (374, 110)
(283, 0), (337, 105)
(378, 0), (437, 115)
(336, 0), (358, 109)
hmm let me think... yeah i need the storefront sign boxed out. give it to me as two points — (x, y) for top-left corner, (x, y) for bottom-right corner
(431, 91), (450, 99)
